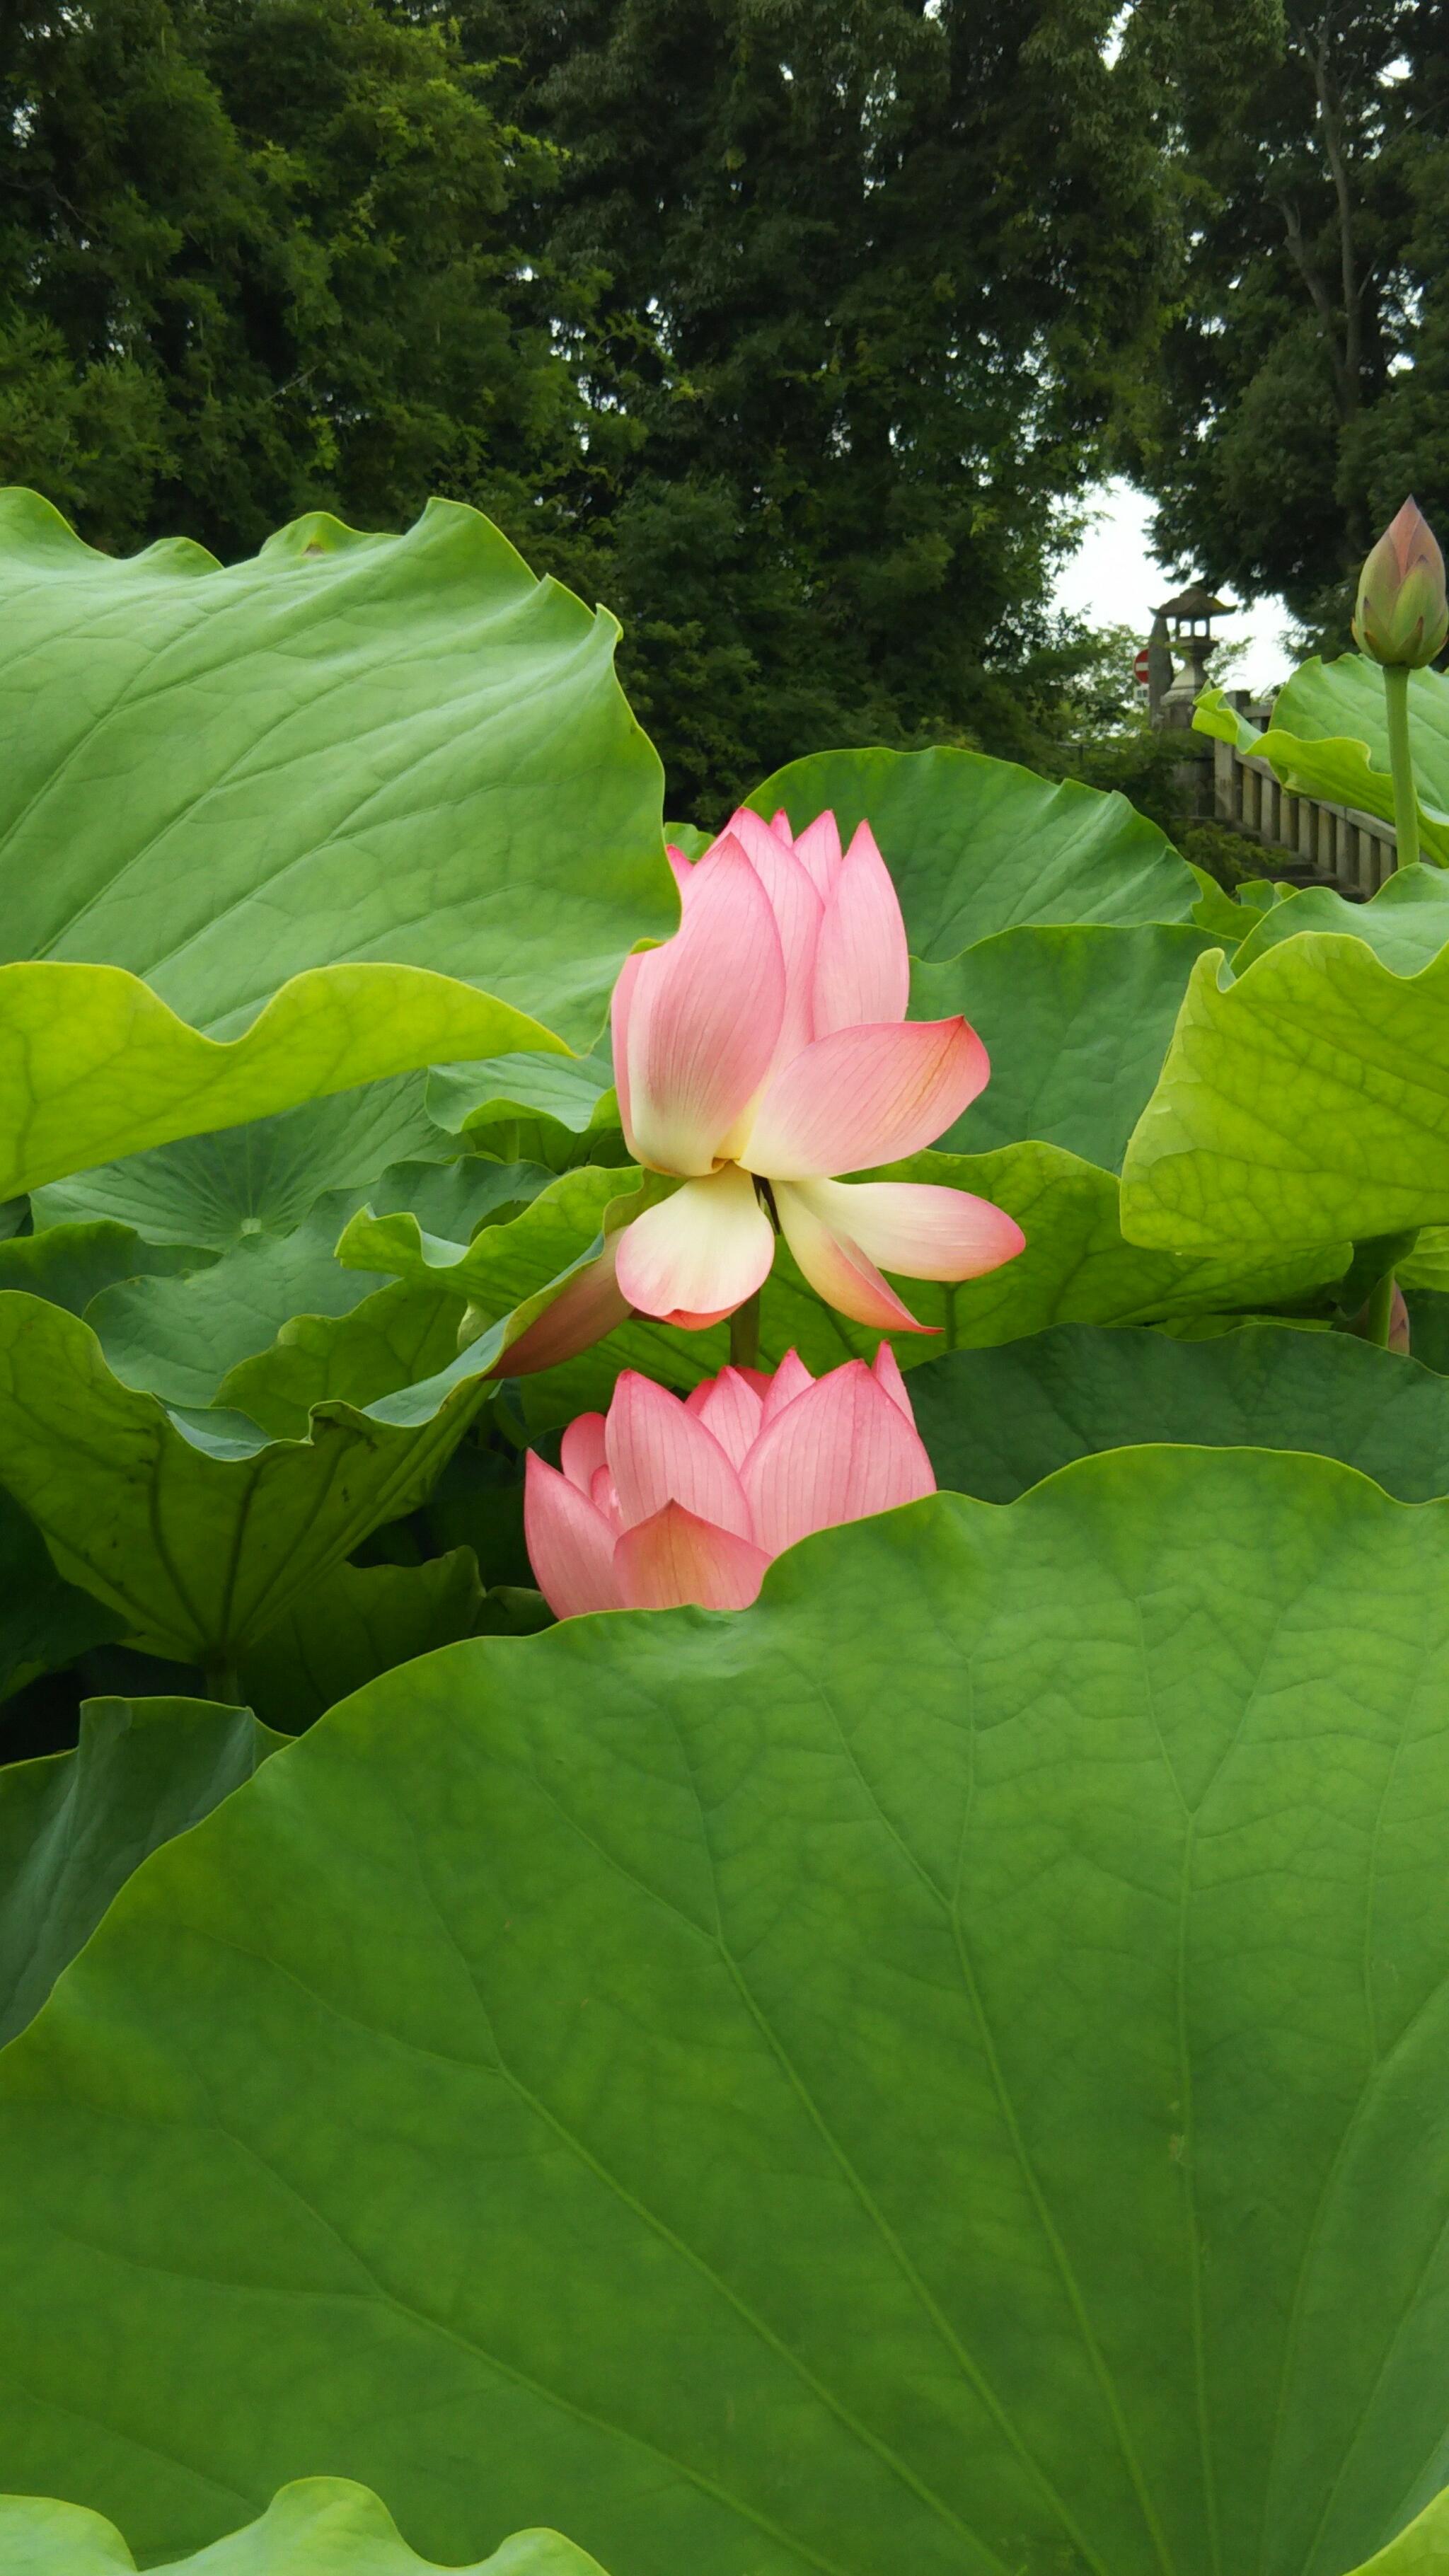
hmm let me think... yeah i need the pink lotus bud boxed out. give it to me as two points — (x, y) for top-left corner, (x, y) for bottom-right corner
(524, 1345), (935, 1617)
(1353, 499), (1448, 668)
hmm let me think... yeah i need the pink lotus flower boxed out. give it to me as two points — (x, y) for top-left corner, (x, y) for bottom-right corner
(524, 1345), (935, 1617)
(500, 807), (1024, 1375)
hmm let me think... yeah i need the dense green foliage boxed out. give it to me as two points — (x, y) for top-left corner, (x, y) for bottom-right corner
(1, 0), (1174, 812)
(460, 0), (1172, 806)
(1128, 0), (1449, 639)
(0, 0), (582, 553)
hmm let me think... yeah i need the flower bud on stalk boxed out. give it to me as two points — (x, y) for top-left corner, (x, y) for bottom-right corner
(1353, 499), (1448, 669)
(1353, 499), (1446, 882)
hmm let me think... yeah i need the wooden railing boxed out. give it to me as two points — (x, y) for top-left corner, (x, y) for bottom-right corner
(1211, 732), (1396, 896)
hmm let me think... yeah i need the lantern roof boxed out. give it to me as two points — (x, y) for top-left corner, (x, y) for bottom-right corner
(1153, 584), (1235, 620)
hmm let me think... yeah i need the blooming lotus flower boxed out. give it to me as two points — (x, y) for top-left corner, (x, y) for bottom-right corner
(524, 1346), (935, 1616)
(608, 805), (1023, 1330)
(1353, 499), (1449, 668)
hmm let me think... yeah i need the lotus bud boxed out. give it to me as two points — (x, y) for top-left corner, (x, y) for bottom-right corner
(524, 1346), (935, 1617)
(1353, 499), (1449, 669)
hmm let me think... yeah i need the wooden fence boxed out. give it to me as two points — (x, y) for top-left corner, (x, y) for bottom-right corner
(1211, 732), (1396, 896)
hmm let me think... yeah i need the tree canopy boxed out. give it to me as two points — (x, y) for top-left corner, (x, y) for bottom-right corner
(463, 0), (1172, 809)
(0, 0), (582, 555)
(1, 0), (1172, 816)
(1126, 0), (1449, 641)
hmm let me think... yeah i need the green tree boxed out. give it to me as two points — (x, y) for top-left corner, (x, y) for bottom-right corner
(0, 0), (582, 554)
(1126, 0), (1449, 642)
(461, 0), (1174, 815)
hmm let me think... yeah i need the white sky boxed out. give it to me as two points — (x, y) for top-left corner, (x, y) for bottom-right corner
(1053, 476), (1295, 700)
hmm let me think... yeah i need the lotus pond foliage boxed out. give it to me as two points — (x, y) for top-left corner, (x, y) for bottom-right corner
(3, 492), (1449, 2574)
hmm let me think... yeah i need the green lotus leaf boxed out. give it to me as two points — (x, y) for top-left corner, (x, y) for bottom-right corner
(0, 1222), (210, 1313)
(0, 1258), (580, 1669)
(1400, 1230), (1449, 1294)
(0, 488), (673, 1047)
(1184, 865), (1293, 940)
(1195, 664), (1449, 860)
(30, 1078), (461, 1249)
(1229, 866), (1449, 977)
(0, 1491), (122, 1706)
(238, 1552), (485, 1733)
(0, 961), (568, 1203)
(1120, 932), (1449, 1252)
(910, 1319), (1449, 1502)
(0, 2478), (606, 2574)
(85, 1205), (394, 1410)
(426, 1053), (620, 1168)
(664, 821), (712, 860)
(212, 1277), (469, 1440)
(0, 1696), (279, 2047)
(4, 1453), (1449, 2571)
(746, 744), (1196, 953)
(88, 1166), (550, 1411)
(912, 923), (1220, 1169)
(1344, 2488), (1449, 2576)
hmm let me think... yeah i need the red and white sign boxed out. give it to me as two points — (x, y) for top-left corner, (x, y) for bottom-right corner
(1133, 645), (1152, 688)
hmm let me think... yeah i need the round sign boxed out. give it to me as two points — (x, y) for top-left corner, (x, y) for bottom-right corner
(1133, 645), (1152, 687)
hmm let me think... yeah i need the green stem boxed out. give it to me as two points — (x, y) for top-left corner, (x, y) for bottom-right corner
(1383, 664), (1422, 870)
(202, 1657), (243, 1705)
(729, 1290), (761, 1372)
(1365, 1269), (1396, 1349)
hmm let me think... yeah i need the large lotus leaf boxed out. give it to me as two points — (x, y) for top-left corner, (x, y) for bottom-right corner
(30, 1078), (460, 1249)
(1195, 666), (1449, 860)
(1120, 933), (1449, 1251)
(0, 1696), (279, 2047)
(89, 1167), (549, 1411)
(1346, 2489), (1449, 2576)
(1228, 867), (1449, 977)
(0, 489), (673, 1047)
(1401, 1232), (1449, 1294)
(1185, 867), (1294, 940)
(5, 1455), (1449, 2572)
(86, 1207), (393, 1410)
(746, 744), (1196, 953)
(426, 1053), (621, 1169)
(0, 2479), (607, 2574)
(0, 1272), (570, 1670)
(1406, 1290), (1449, 1370)
(0, 1223), (209, 1313)
(912, 923), (1219, 1169)
(238, 1552), (485, 1733)
(347, 1151), (1344, 1430)
(0, 961), (565, 1203)
(212, 1278), (469, 1439)
(1275, 655), (1449, 808)
(910, 1319), (1449, 1502)
(0, 1491), (122, 1705)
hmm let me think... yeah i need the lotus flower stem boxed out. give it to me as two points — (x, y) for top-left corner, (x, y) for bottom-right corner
(1382, 666), (1422, 871)
(1365, 1267), (1397, 1349)
(729, 1290), (761, 1370)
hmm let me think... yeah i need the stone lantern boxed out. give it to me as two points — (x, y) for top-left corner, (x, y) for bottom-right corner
(1150, 585), (1235, 729)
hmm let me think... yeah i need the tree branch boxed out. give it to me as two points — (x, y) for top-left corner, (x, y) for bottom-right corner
(1276, 194), (1354, 416)
(1307, 32), (1362, 412)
